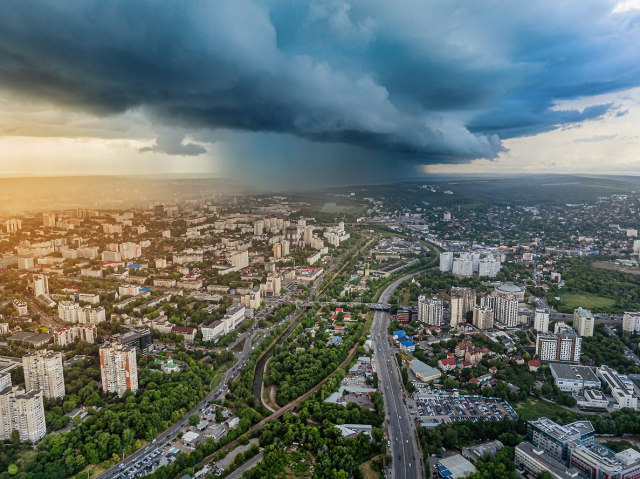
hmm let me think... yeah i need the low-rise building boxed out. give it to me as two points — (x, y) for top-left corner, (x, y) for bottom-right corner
(409, 359), (441, 382)
(549, 363), (601, 393)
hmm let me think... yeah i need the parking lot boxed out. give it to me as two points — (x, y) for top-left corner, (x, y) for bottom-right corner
(412, 393), (518, 426)
(114, 441), (180, 478)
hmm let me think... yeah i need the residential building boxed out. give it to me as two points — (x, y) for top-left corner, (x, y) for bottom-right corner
(0, 386), (46, 442)
(418, 296), (443, 326)
(534, 307), (550, 333)
(488, 285), (522, 328)
(4, 219), (21, 233)
(12, 299), (28, 315)
(43, 212), (56, 227)
(622, 312), (640, 333)
(273, 243), (282, 259)
(450, 287), (476, 328)
(229, 250), (249, 269)
(22, 350), (65, 399)
(171, 326), (197, 342)
(573, 307), (594, 337)
(439, 252), (454, 272)
(31, 274), (49, 297)
(536, 328), (582, 363)
(452, 258), (473, 277)
(472, 305), (494, 330)
(82, 306), (106, 324)
(17, 257), (34, 270)
(99, 343), (138, 397)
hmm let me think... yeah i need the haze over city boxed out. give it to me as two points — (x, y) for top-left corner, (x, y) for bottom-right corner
(5, 3), (640, 479)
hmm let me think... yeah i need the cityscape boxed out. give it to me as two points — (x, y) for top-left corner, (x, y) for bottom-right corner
(3, 2), (640, 479)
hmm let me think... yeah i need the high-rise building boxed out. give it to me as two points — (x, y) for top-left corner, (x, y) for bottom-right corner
(43, 212), (56, 227)
(418, 296), (443, 326)
(282, 240), (290, 256)
(17, 257), (34, 270)
(101, 251), (122, 262)
(22, 350), (65, 399)
(273, 243), (283, 259)
(478, 256), (501, 277)
(472, 305), (494, 330)
(303, 226), (314, 246)
(4, 219), (22, 233)
(0, 386), (46, 442)
(573, 307), (594, 337)
(285, 226), (299, 243)
(622, 312), (640, 333)
(254, 221), (264, 236)
(536, 327), (582, 363)
(489, 284), (523, 328)
(119, 242), (142, 260)
(82, 306), (106, 324)
(439, 252), (453, 272)
(100, 343), (138, 397)
(450, 287), (476, 328)
(534, 307), (550, 333)
(452, 258), (473, 277)
(31, 274), (49, 297)
(230, 250), (249, 269)
(58, 301), (81, 323)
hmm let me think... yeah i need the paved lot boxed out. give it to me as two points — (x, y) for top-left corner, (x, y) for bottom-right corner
(412, 394), (518, 427)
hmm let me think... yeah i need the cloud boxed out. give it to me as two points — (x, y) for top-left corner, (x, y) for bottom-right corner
(0, 0), (639, 173)
(139, 131), (207, 156)
(573, 134), (618, 143)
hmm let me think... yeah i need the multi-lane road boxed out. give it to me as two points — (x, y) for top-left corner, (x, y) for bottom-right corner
(372, 272), (425, 479)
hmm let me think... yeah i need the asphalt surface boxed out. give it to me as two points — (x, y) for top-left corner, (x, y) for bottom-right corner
(372, 272), (425, 479)
(226, 451), (264, 479)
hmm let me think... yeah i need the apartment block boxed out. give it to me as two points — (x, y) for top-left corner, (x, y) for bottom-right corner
(418, 296), (444, 326)
(0, 386), (46, 442)
(22, 350), (65, 399)
(573, 307), (594, 337)
(100, 343), (138, 397)
(450, 287), (476, 328)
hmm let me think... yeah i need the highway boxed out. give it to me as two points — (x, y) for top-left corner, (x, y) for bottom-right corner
(371, 272), (425, 479)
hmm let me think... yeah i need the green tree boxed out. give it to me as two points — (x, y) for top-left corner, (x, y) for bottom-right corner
(189, 414), (200, 427)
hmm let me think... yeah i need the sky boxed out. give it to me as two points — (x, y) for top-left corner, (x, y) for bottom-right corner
(1, 0), (640, 187)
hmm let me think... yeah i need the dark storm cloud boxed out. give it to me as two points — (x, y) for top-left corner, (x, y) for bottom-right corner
(139, 131), (206, 156)
(0, 0), (638, 162)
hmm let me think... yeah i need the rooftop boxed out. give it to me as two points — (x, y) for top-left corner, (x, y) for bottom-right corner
(438, 454), (477, 479)
(549, 363), (600, 384)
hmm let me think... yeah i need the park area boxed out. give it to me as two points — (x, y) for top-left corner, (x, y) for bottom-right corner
(556, 292), (616, 313)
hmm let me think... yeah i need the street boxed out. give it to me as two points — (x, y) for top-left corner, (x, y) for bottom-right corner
(372, 271), (425, 479)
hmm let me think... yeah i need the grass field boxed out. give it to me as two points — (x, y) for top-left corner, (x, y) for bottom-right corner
(513, 398), (586, 422)
(557, 292), (616, 312)
(359, 455), (381, 479)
